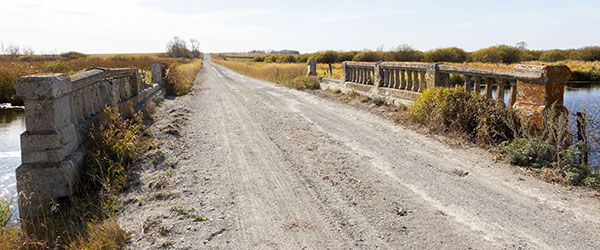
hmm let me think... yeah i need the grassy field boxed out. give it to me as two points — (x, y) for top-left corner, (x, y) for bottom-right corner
(212, 57), (319, 90)
(0, 56), (182, 105)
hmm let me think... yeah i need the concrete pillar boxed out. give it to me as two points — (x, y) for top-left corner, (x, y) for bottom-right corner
(425, 63), (442, 89)
(474, 76), (482, 92)
(15, 74), (81, 219)
(400, 70), (406, 89)
(307, 60), (317, 76)
(341, 62), (348, 82)
(419, 71), (426, 92)
(151, 64), (164, 85)
(512, 65), (571, 125)
(374, 63), (383, 88)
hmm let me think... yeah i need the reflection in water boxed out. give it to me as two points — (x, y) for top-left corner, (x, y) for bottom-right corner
(0, 109), (25, 219)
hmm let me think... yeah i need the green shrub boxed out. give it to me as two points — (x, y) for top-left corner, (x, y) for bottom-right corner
(353, 51), (382, 62)
(373, 96), (385, 106)
(252, 56), (265, 62)
(423, 47), (469, 63)
(0, 197), (13, 227)
(501, 138), (556, 168)
(539, 49), (569, 62)
(264, 55), (279, 63)
(472, 45), (522, 64)
(391, 44), (424, 62)
(408, 87), (518, 144)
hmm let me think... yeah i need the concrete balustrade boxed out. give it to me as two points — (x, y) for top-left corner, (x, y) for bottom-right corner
(16, 64), (166, 220)
(319, 61), (571, 116)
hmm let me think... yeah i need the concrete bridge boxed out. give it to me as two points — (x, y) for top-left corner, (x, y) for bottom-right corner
(312, 60), (571, 124)
(15, 64), (166, 218)
(15, 56), (600, 249)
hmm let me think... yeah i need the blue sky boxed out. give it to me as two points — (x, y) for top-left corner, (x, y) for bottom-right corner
(0, 0), (598, 54)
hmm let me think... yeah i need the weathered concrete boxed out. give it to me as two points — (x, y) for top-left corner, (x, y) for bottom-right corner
(338, 61), (571, 121)
(15, 65), (166, 220)
(307, 60), (317, 76)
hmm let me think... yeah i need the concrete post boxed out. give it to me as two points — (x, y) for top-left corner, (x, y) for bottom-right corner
(512, 65), (571, 125)
(341, 62), (348, 82)
(374, 62), (383, 88)
(426, 63), (442, 89)
(151, 64), (164, 85)
(307, 60), (317, 76)
(15, 74), (81, 219)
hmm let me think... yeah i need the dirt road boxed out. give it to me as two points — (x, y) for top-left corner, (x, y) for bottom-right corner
(118, 55), (600, 249)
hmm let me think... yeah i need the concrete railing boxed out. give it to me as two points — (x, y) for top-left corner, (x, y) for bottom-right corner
(320, 61), (571, 120)
(15, 64), (166, 219)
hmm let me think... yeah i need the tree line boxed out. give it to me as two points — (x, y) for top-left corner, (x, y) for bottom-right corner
(252, 44), (600, 65)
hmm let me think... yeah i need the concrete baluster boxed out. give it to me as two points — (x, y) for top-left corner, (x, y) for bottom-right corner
(393, 69), (400, 88)
(496, 79), (507, 103)
(411, 71), (418, 91)
(485, 78), (494, 98)
(464, 75), (472, 92)
(474, 76), (482, 93)
(398, 70), (405, 89)
(509, 79), (517, 106)
(406, 70), (413, 90)
(419, 71), (426, 92)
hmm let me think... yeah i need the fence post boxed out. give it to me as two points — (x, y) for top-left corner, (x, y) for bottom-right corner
(426, 63), (442, 89)
(15, 74), (82, 219)
(307, 60), (317, 76)
(512, 65), (571, 126)
(577, 112), (589, 165)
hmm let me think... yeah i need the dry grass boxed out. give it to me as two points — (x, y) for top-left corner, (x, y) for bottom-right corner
(212, 58), (320, 90)
(0, 56), (179, 104)
(165, 59), (203, 95)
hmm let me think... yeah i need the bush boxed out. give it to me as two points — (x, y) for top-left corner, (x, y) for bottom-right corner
(472, 45), (522, 64)
(423, 47), (469, 63)
(539, 49), (569, 62)
(501, 138), (556, 168)
(353, 51), (381, 62)
(372, 96), (385, 106)
(253, 56), (265, 62)
(60, 51), (88, 60)
(408, 87), (518, 144)
(279, 55), (297, 63)
(569, 46), (600, 61)
(338, 51), (356, 62)
(264, 55), (279, 63)
(391, 44), (424, 62)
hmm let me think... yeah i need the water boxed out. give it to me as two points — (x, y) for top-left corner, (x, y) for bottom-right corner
(0, 108), (25, 218)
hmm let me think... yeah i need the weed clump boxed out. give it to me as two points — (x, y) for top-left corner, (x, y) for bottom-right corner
(408, 86), (518, 144)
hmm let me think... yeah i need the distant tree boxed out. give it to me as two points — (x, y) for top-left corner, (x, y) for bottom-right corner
(569, 46), (600, 61)
(315, 50), (339, 75)
(516, 41), (528, 50)
(189, 39), (201, 58)
(166, 36), (192, 58)
(60, 51), (88, 60)
(392, 44), (423, 62)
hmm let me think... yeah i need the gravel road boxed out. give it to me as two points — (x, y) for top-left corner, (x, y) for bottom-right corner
(118, 55), (600, 249)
